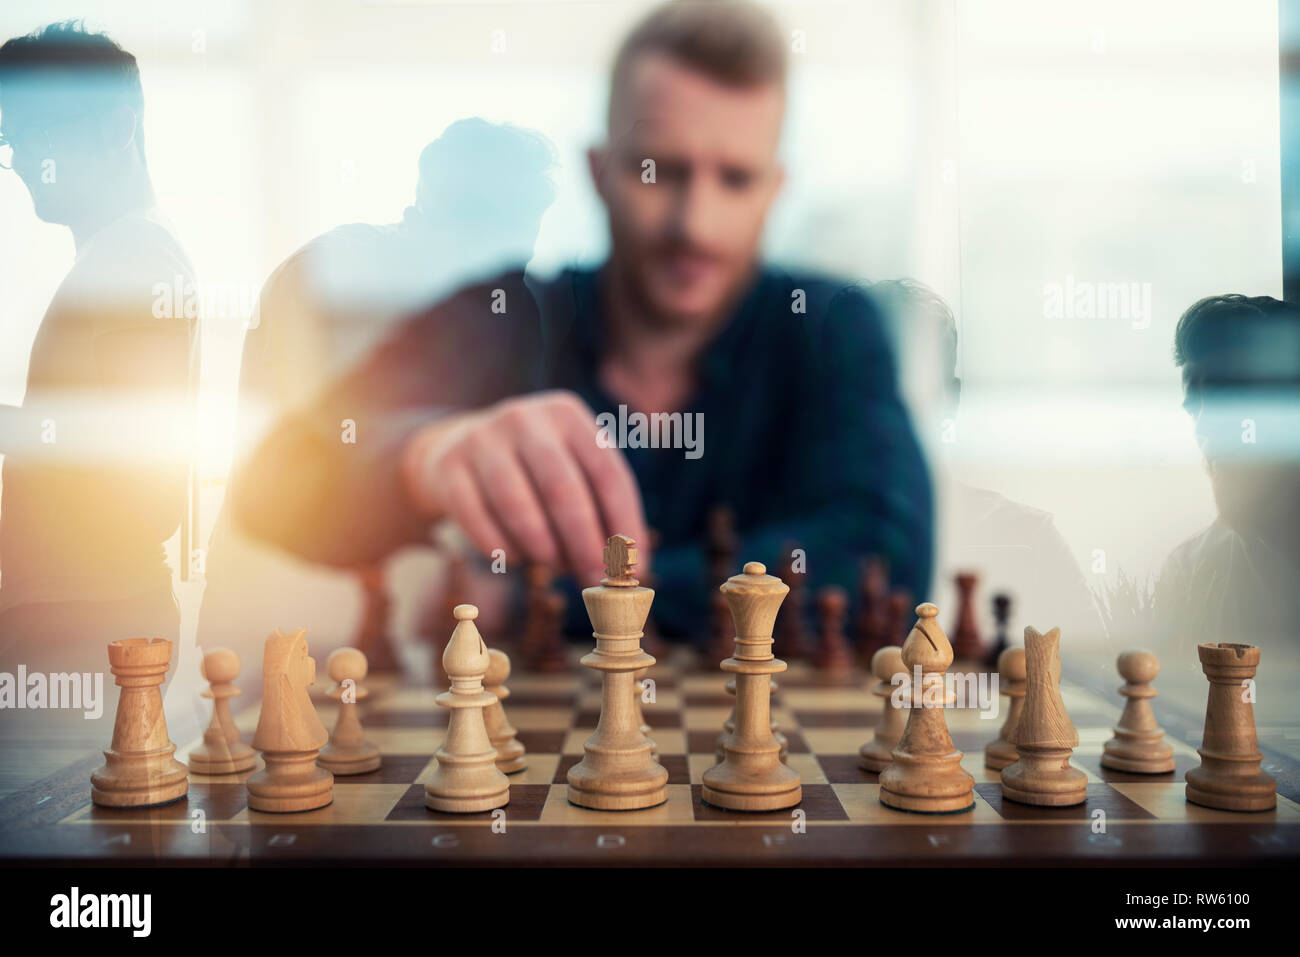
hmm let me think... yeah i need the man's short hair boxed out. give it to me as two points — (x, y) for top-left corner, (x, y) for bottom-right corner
(608, 0), (787, 129)
(0, 20), (143, 116)
(871, 278), (959, 379)
(1173, 294), (1300, 367)
(417, 118), (558, 223)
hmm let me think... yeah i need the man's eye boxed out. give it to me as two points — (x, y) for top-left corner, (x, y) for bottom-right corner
(721, 168), (753, 190)
(656, 161), (688, 183)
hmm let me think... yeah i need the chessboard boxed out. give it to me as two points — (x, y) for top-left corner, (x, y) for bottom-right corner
(2, 649), (1298, 866)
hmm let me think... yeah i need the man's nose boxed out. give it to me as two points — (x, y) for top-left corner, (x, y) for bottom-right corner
(673, 174), (722, 246)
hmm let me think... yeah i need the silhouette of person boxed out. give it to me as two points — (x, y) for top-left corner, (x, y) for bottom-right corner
(238, 117), (559, 422)
(0, 22), (195, 678)
(1155, 294), (1300, 651)
(196, 118), (558, 676)
(870, 278), (1103, 650)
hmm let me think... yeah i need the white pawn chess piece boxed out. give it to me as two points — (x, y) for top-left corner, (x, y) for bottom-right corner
(188, 647), (257, 775)
(1101, 650), (1174, 774)
(484, 648), (527, 774)
(318, 648), (381, 775)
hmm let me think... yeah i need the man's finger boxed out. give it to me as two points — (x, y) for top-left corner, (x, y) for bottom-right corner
(440, 464), (517, 565)
(516, 433), (606, 578)
(470, 439), (561, 568)
(556, 403), (649, 557)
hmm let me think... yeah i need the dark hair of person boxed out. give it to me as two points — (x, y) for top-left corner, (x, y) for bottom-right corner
(608, 0), (787, 128)
(1173, 294), (1300, 367)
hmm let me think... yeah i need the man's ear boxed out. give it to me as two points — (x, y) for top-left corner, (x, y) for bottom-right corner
(587, 145), (610, 205)
(104, 104), (139, 154)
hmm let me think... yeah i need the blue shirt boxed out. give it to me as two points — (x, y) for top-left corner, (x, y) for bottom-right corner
(233, 264), (933, 642)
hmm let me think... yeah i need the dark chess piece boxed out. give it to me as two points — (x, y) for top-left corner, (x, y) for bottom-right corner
(772, 544), (809, 660)
(535, 590), (570, 673)
(519, 564), (569, 673)
(855, 555), (890, 660)
(949, 572), (983, 663)
(706, 506), (738, 583)
(986, 593), (1012, 668)
(641, 528), (666, 662)
(354, 565), (401, 673)
(882, 589), (912, 646)
(813, 585), (855, 682)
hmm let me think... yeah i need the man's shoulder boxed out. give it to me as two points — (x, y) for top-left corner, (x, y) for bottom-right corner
(746, 266), (888, 364)
(523, 265), (597, 335)
(1160, 519), (1239, 580)
(263, 223), (394, 292)
(954, 481), (1056, 531)
(52, 210), (193, 333)
(525, 264), (595, 301)
(72, 210), (193, 284)
(753, 266), (874, 312)
(947, 480), (1081, 565)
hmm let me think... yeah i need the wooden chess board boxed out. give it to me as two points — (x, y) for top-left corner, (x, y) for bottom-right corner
(3, 652), (1299, 866)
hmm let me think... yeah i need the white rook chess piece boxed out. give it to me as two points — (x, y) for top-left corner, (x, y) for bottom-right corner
(1185, 642), (1276, 812)
(702, 562), (802, 812)
(91, 638), (189, 808)
(425, 605), (510, 812)
(567, 534), (668, 811)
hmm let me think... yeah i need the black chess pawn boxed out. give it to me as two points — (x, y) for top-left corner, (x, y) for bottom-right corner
(986, 593), (1012, 668)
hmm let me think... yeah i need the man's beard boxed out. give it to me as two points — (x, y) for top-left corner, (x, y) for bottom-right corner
(622, 247), (751, 331)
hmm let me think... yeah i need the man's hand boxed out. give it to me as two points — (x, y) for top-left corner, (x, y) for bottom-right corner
(401, 391), (648, 582)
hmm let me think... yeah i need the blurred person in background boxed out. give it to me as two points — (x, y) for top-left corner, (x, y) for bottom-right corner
(0, 21), (194, 680)
(228, 0), (933, 647)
